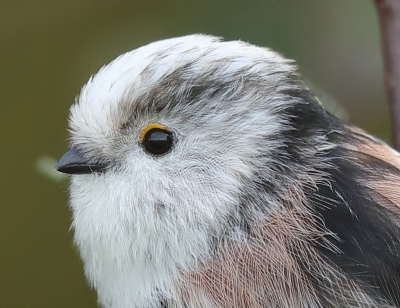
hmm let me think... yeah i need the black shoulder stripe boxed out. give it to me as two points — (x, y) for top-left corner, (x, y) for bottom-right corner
(309, 148), (400, 306)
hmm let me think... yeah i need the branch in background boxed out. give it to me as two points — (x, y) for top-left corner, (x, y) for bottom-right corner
(374, 0), (400, 150)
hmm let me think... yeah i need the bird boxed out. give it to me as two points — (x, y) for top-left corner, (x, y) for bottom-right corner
(55, 35), (400, 308)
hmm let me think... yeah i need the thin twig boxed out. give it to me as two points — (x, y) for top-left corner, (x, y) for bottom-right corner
(373, 0), (400, 150)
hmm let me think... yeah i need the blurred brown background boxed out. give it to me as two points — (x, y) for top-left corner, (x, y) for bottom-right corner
(0, 1), (389, 307)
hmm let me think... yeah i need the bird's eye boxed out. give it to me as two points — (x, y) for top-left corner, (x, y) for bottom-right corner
(140, 124), (174, 155)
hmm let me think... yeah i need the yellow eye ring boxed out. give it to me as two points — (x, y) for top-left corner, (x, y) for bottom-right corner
(139, 123), (174, 156)
(139, 123), (168, 143)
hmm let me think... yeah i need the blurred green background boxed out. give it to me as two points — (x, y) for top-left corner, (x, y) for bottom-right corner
(1, 1), (389, 307)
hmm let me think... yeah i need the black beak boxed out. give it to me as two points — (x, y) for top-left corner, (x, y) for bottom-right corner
(55, 147), (107, 175)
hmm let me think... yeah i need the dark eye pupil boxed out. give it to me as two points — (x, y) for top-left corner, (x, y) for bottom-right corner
(143, 128), (173, 155)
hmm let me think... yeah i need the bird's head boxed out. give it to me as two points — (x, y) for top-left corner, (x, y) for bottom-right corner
(56, 35), (400, 307)
(58, 35), (315, 305)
